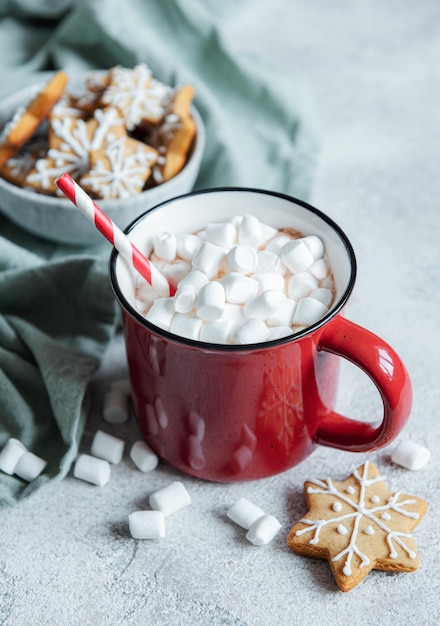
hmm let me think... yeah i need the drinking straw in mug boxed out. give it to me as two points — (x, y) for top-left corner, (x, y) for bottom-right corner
(55, 173), (176, 297)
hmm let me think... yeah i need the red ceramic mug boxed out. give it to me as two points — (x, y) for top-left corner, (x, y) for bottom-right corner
(109, 188), (412, 481)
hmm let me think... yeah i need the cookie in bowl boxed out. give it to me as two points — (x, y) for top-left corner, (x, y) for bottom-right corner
(0, 64), (205, 245)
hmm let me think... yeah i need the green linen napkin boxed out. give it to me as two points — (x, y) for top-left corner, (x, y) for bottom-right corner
(0, 230), (117, 507)
(0, 0), (320, 507)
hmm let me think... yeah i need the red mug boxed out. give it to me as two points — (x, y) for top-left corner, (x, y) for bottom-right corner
(109, 189), (412, 481)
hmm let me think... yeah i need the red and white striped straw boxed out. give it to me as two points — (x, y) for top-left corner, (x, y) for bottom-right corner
(56, 173), (175, 297)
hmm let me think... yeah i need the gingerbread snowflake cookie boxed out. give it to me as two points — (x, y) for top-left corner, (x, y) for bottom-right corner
(0, 64), (197, 199)
(287, 462), (428, 592)
(80, 136), (158, 199)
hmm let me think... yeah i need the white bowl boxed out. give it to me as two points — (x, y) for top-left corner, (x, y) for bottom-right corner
(0, 73), (205, 245)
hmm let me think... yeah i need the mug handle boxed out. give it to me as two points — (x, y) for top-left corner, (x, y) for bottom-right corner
(315, 316), (412, 451)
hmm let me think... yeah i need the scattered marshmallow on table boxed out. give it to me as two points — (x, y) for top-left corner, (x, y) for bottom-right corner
(73, 453), (111, 486)
(149, 481), (191, 517)
(246, 514), (283, 546)
(227, 497), (265, 530)
(91, 430), (125, 464)
(391, 440), (431, 470)
(130, 440), (159, 473)
(128, 510), (166, 539)
(227, 497), (282, 545)
(0, 438), (27, 475)
(14, 450), (47, 482)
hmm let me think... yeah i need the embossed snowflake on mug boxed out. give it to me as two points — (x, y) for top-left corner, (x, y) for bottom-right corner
(288, 462), (428, 591)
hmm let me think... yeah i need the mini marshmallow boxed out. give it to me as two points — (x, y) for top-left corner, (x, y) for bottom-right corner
(259, 223), (279, 246)
(14, 451), (47, 482)
(192, 241), (225, 278)
(130, 440), (159, 472)
(252, 272), (285, 294)
(287, 272), (319, 300)
(227, 497), (265, 530)
(391, 440), (431, 470)
(0, 438), (27, 475)
(266, 234), (292, 255)
(177, 268), (209, 293)
(134, 279), (157, 313)
(162, 260), (191, 285)
(267, 297), (297, 327)
(170, 313), (203, 340)
(293, 297), (328, 326)
(200, 319), (236, 344)
(303, 235), (325, 260)
(176, 233), (202, 260)
(244, 290), (286, 321)
(103, 387), (130, 424)
(232, 318), (270, 344)
(268, 325), (294, 340)
(128, 510), (166, 539)
(280, 239), (315, 273)
(174, 284), (197, 313)
(226, 244), (257, 274)
(255, 250), (285, 274)
(73, 454), (111, 486)
(91, 430), (125, 464)
(221, 302), (247, 324)
(149, 481), (191, 516)
(196, 281), (226, 321)
(154, 231), (177, 261)
(221, 272), (258, 304)
(309, 258), (329, 280)
(238, 214), (262, 247)
(205, 221), (237, 248)
(145, 297), (175, 331)
(310, 287), (334, 307)
(246, 514), (282, 546)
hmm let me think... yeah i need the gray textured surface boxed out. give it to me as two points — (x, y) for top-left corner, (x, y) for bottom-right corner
(1, 1), (440, 624)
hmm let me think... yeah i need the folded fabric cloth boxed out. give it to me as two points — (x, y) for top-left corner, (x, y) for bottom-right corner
(0, 233), (117, 507)
(0, 0), (320, 507)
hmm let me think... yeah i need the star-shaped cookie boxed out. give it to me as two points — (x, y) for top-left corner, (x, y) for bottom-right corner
(287, 461), (428, 592)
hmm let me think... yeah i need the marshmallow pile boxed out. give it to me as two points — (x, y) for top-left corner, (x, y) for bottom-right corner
(135, 214), (335, 344)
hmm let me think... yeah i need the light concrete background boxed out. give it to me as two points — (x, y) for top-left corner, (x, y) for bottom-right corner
(1, 1), (439, 624)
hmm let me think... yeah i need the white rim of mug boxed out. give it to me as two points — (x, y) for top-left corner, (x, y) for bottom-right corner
(109, 187), (357, 351)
